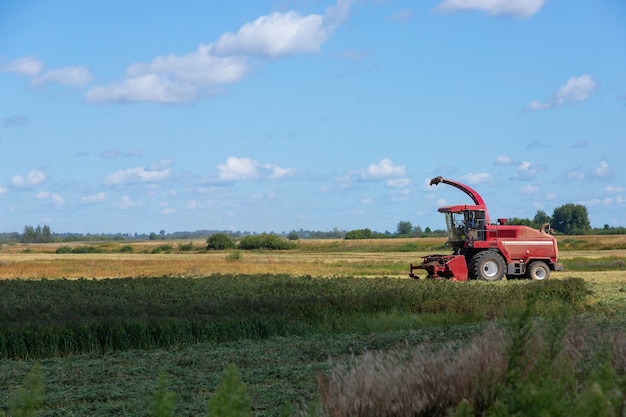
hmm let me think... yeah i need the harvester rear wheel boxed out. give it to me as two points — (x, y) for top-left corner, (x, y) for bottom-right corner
(528, 261), (550, 281)
(470, 250), (506, 281)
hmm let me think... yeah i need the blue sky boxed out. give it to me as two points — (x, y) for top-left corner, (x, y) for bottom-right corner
(1, 0), (625, 235)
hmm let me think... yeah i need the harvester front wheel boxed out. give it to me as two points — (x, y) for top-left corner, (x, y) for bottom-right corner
(470, 250), (506, 281)
(528, 261), (550, 281)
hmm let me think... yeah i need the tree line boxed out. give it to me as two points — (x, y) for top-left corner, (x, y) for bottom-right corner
(2, 203), (625, 245)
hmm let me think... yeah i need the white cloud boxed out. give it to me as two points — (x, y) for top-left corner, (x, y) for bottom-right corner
(436, 0), (545, 18)
(606, 185), (624, 193)
(2, 56), (92, 87)
(103, 161), (171, 185)
(521, 184), (540, 194)
(37, 66), (92, 86)
(10, 170), (46, 188)
(2, 56), (43, 77)
(512, 161), (542, 180)
(462, 172), (493, 185)
(592, 159), (611, 178)
(265, 164), (295, 180)
(115, 195), (137, 209)
(213, 12), (329, 58)
(386, 178), (411, 188)
(495, 154), (512, 165)
(86, 46), (248, 103)
(0, 186), (8, 194)
(87, 0), (354, 103)
(216, 157), (294, 182)
(526, 75), (597, 111)
(35, 191), (64, 206)
(80, 192), (107, 204)
(567, 169), (585, 181)
(217, 157), (259, 181)
(360, 158), (407, 180)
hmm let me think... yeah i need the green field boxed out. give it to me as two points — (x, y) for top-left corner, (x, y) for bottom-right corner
(0, 238), (625, 416)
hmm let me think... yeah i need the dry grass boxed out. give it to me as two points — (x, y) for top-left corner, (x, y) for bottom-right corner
(318, 320), (626, 417)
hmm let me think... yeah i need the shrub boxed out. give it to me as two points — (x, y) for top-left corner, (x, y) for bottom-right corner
(151, 244), (173, 254)
(345, 228), (373, 239)
(177, 241), (196, 252)
(206, 233), (236, 250)
(119, 245), (134, 253)
(226, 250), (242, 261)
(238, 233), (295, 250)
(207, 364), (253, 417)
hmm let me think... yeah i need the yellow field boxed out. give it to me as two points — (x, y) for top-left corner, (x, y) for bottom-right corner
(0, 236), (625, 281)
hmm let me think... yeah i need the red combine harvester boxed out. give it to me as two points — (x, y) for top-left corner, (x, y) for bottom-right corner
(409, 176), (562, 281)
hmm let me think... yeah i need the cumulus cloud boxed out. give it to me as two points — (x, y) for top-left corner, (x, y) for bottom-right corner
(216, 157), (294, 182)
(86, 46), (248, 103)
(103, 160), (171, 185)
(2, 56), (92, 87)
(592, 159), (612, 178)
(512, 161), (542, 180)
(436, 0), (545, 18)
(35, 191), (64, 206)
(10, 170), (46, 188)
(525, 75), (598, 111)
(86, 0), (354, 104)
(213, 11), (328, 57)
(360, 158), (407, 181)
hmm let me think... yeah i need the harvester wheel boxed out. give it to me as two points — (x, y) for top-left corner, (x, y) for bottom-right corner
(470, 250), (506, 281)
(528, 261), (550, 281)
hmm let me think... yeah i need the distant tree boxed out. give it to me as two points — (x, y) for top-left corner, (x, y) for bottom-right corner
(533, 210), (552, 228)
(206, 233), (236, 250)
(552, 204), (591, 235)
(397, 221), (413, 236)
(21, 225), (36, 243)
(412, 225), (423, 236)
(424, 227), (432, 234)
(345, 228), (373, 240)
(287, 231), (299, 241)
(42, 225), (52, 243)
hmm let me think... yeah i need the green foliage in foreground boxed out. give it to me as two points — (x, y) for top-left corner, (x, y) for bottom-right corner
(0, 275), (590, 359)
(4, 295), (624, 417)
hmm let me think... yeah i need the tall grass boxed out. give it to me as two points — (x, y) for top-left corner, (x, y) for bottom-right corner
(316, 298), (626, 417)
(0, 275), (590, 359)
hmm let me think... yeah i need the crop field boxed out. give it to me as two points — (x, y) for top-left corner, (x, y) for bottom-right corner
(0, 236), (625, 416)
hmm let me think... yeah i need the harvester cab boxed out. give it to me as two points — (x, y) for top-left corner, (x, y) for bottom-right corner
(409, 176), (562, 282)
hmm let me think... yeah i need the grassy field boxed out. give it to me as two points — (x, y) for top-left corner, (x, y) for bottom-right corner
(0, 235), (624, 416)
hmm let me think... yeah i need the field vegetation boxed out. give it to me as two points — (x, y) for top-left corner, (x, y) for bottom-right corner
(0, 235), (624, 416)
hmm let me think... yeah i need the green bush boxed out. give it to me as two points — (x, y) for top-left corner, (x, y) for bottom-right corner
(207, 364), (253, 417)
(226, 250), (242, 261)
(345, 228), (373, 239)
(177, 241), (196, 252)
(237, 233), (295, 250)
(151, 244), (173, 254)
(119, 245), (134, 253)
(206, 233), (236, 250)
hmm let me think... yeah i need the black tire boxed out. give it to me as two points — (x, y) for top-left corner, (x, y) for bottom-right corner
(470, 250), (506, 281)
(528, 261), (550, 281)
